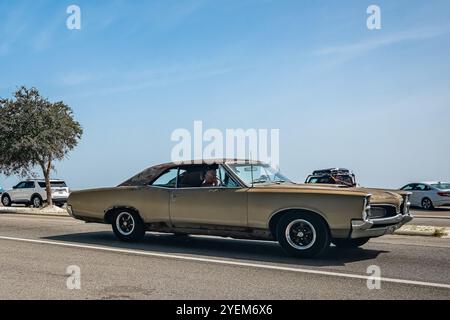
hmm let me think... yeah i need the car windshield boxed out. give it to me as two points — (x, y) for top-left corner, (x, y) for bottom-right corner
(431, 183), (450, 190)
(227, 163), (291, 185)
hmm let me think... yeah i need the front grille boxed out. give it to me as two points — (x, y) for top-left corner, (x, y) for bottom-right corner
(369, 205), (398, 219)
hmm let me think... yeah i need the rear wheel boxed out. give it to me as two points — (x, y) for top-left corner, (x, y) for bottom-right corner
(1, 194), (11, 207)
(332, 237), (370, 248)
(421, 198), (434, 210)
(111, 210), (145, 242)
(276, 212), (330, 258)
(31, 195), (42, 208)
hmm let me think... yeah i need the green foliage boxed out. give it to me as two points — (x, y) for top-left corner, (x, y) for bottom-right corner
(0, 86), (82, 205)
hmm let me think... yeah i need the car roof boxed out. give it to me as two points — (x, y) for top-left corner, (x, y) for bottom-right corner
(311, 168), (353, 175)
(411, 181), (442, 185)
(119, 158), (266, 187)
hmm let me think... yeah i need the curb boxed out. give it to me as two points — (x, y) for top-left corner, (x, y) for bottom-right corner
(0, 207), (69, 218)
(395, 225), (450, 238)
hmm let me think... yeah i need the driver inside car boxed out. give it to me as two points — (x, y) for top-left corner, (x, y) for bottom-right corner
(202, 169), (218, 187)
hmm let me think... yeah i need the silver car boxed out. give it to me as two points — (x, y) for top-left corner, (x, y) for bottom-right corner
(400, 182), (450, 210)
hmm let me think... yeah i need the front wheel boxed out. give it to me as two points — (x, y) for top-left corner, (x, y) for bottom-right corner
(276, 212), (330, 258)
(1, 194), (11, 207)
(332, 237), (370, 248)
(111, 210), (145, 242)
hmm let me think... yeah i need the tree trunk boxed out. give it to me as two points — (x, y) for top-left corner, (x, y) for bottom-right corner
(41, 160), (53, 206)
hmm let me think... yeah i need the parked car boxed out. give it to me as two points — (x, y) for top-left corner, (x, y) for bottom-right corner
(1, 179), (70, 208)
(305, 168), (357, 187)
(400, 182), (450, 210)
(67, 159), (413, 258)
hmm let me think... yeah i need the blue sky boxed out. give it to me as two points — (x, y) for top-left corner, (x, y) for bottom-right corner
(1, 0), (450, 189)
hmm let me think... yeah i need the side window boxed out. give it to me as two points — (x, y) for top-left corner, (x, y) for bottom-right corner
(25, 181), (35, 188)
(414, 184), (427, 191)
(177, 167), (205, 188)
(151, 168), (178, 188)
(218, 166), (239, 188)
(15, 182), (26, 189)
(402, 184), (414, 191)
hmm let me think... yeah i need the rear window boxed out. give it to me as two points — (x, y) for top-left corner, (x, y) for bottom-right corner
(431, 183), (450, 190)
(38, 181), (67, 188)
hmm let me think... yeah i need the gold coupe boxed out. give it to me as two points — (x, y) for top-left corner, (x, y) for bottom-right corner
(67, 159), (413, 257)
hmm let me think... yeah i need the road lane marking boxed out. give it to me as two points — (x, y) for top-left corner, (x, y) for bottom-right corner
(0, 235), (449, 290)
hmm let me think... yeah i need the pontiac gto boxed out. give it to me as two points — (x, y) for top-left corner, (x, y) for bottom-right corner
(67, 159), (413, 257)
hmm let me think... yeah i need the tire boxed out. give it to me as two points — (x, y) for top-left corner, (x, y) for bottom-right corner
(332, 237), (370, 248)
(421, 197), (434, 210)
(111, 209), (145, 242)
(276, 212), (330, 258)
(1, 194), (11, 207)
(31, 195), (43, 208)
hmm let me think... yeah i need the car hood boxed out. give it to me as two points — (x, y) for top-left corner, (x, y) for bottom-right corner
(252, 183), (404, 206)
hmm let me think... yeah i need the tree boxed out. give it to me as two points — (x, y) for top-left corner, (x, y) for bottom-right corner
(0, 86), (83, 206)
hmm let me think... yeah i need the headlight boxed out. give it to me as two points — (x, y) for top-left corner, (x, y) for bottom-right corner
(402, 194), (411, 214)
(362, 195), (371, 221)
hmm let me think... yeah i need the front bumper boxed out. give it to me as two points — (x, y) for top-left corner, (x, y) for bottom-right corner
(350, 213), (414, 239)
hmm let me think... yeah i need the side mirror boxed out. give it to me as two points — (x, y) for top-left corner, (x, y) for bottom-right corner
(12, 186), (17, 189)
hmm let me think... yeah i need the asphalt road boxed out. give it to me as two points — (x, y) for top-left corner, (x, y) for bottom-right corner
(0, 213), (449, 300)
(409, 207), (450, 227)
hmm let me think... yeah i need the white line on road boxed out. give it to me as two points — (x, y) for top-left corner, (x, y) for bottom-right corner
(0, 235), (449, 290)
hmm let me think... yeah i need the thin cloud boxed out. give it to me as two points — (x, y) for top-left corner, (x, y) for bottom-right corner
(315, 27), (449, 57)
(66, 62), (233, 98)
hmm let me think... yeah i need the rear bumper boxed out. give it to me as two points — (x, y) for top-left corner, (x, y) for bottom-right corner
(52, 196), (68, 204)
(350, 213), (414, 239)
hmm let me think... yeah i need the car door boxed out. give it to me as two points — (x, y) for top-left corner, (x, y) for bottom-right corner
(412, 184), (428, 205)
(169, 164), (248, 228)
(402, 184), (417, 205)
(10, 182), (27, 201)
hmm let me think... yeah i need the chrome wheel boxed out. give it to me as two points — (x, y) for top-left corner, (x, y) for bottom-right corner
(422, 198), (433, 210)
(285, 219), (316, 250)
(32, 197), (41, 208)
(116, 212), (135, 236)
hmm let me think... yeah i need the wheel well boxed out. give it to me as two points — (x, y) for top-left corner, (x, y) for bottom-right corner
(31, 193), (43, 200)
(268, 208), (330, 240)
(104, 206), (141, 224)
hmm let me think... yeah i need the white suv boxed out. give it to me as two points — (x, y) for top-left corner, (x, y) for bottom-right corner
(1, 179), (70, 208)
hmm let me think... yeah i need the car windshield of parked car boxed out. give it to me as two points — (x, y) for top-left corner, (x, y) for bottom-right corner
(431, 183), (450, 190)
(307, 176), (334, 184)
(227, 163), (291, 185)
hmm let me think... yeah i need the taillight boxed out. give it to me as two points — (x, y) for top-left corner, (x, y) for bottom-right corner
(438, 192), (450, 197)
